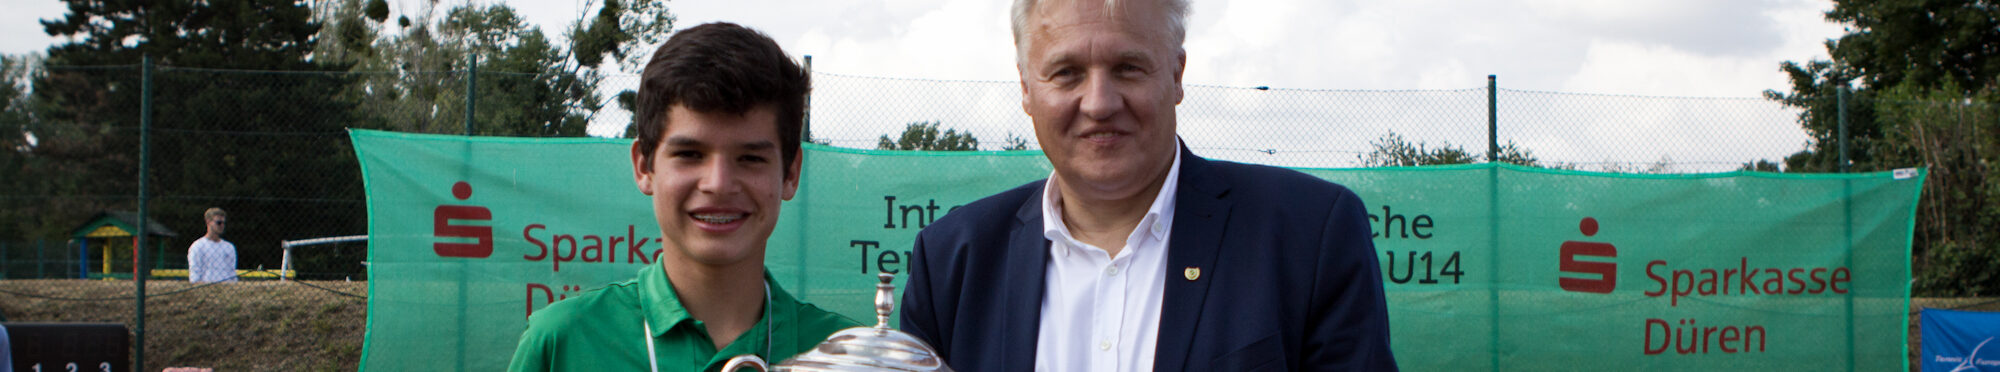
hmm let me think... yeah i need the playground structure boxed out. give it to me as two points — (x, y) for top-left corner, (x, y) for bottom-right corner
(69, 211), (176, 280)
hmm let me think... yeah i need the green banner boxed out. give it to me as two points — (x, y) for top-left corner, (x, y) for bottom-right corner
(354, 130), (1922, 371)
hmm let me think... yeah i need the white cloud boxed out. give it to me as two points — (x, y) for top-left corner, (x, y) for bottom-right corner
(0, 0), (1843, 167)
(797, 0), (1017, 81)
(671, 0), (1017, 81)
(0, 0), (75, 56)
(1559, 39), (1781, 97)
(1416, 60), (1474, 91)
(1766, 0), (1847, 73)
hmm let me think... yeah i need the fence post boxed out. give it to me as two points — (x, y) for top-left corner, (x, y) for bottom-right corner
(465, 54), (478, 136)
(1487, 75), (1498, 162)
(798, 55), (814, 292)
(1836, 86), (1850, 173)
(803, 55), (813, 142)
(135, 55), (154, 372)
(1482, 74), (1502, 370)
(36, 240), (44, 278)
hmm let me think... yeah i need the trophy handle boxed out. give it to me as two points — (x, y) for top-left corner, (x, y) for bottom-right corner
(721, 355), (769, 372)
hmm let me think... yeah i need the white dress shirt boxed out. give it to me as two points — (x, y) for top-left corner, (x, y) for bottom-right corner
(1035, 147), (1181, 372)
(187, 237), (238, 283)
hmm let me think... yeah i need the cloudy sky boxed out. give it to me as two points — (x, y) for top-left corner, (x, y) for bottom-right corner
(605, 0), (1839, 95)
(2, 0), (1844, 94)
(1, 0), (1849, 169)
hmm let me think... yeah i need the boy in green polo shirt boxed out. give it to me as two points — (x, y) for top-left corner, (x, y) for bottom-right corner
(507, 22), (860, 372)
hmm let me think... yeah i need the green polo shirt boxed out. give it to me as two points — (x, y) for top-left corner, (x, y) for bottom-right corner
(507, 263), (861, 372)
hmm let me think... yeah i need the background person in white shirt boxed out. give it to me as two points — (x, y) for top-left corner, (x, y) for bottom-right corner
(187, 207), (237, 283)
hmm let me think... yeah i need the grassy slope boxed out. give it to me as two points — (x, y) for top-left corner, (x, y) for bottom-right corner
(0, 279), (365, 371)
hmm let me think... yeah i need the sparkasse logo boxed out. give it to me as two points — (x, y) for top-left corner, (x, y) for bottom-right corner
(434, 181), (494, 258)
(1558, 217), (1616, 294)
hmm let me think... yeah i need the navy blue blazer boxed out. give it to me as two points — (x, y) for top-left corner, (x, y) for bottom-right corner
(899, 146), (1398, 371)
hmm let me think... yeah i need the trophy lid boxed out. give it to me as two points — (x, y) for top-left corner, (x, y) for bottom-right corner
(763, 273), (951, 372)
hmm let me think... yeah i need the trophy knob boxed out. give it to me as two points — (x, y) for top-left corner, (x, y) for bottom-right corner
(874, 273), (895, 329)
(722, 355), (769, 372)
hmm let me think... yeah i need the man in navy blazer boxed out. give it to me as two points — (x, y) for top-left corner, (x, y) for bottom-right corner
(897, 0), (1397, 370)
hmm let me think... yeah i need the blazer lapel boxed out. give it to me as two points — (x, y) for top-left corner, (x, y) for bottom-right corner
(1002, 182), (1052, 371)
(1154, 147), (1232, 371)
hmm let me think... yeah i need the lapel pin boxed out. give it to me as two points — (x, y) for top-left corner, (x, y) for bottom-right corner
(1184, 267), (1201, 281)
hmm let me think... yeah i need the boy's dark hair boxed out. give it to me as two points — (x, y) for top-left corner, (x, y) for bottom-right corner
(632, 22), (807, 176)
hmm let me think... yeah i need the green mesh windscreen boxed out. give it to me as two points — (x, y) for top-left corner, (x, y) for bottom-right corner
(354, 130), (1920, 371)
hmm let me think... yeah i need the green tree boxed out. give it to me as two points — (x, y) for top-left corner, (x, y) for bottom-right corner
(316, 0), (382, 64)
(1491, 142), (1539, 167)
(1871, 84), (1999, 296)
(321, 0), (462, 134)
(1766, 0), (2000, 172)
(1361, 132), (1542, 168)
(572, 0), (677, 73)
(1738, 159), (1782, 172)
(26, 0), (364, 278)
(1002, 132), (1034, 151)
(0, 54), (44, 240)
(318, 0), (668, 137)
(878, 121), (980, 151)
(573, 0), (678, 138)
(1768, 0), (2000, 296)
(1824, 1), (2000, 95)
(446, 4), (593, 137)
(1766, 60), (1879, 172)
(1360, 132), (1475, 167)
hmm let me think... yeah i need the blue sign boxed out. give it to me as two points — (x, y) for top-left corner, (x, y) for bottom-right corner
(1923, 309), (2000, 371)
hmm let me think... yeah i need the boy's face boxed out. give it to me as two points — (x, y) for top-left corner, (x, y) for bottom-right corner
(631, 104), (800, 269)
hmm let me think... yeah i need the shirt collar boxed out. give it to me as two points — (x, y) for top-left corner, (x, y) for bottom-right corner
(638, 260), (694, 336)
(1041, 138), (1182, 258)
(636, 259), (800, 345)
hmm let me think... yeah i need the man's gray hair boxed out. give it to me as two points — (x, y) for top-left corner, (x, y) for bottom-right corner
(1011, 0), (1191, 63)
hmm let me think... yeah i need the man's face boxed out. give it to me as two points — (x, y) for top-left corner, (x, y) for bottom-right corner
(207, 216), (226, 236)
(631, 105), (800, 269)
(1019, 0), (1184, 200)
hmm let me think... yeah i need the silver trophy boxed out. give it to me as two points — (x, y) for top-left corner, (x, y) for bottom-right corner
(721, 273), (954, 371)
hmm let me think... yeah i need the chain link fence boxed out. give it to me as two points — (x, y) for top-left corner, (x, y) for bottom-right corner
(809, 72), (1808, 171)
(0, 60), (1881, 370)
